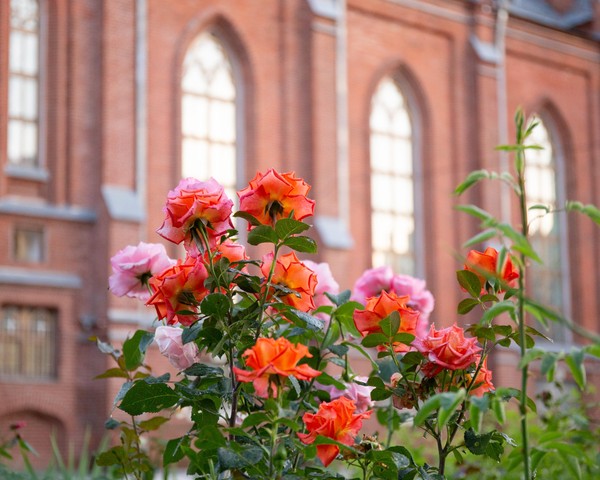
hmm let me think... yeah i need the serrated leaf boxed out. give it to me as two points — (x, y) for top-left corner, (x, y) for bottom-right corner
(283, 235), (317, 253)
(183, 363), (224, 377)
(122, 330), (154, 371)
(275, 218), (310, 239)
(241, 412), (270, 428)
(201, 293), (231, 321)
(362, 333), (388, 348)
(217, 445), (264, 469)
(247, 225), (279, 245)
(481, 300), (515, 325)
(163, 436), (189, 466)
(458, 298), (480, 315)
(325, 289), (351, 307)
(233, 210), (262, 226)
(119, 382), (179, 415)
(138, 416), (169, 431)
(457, 269), (483, 298)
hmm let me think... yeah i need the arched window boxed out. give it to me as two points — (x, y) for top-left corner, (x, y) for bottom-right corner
(525, 117), (570, 343)
(370, 77), (419, 275)
(7, 0), (40, 167)
(181, 33), (237, 201)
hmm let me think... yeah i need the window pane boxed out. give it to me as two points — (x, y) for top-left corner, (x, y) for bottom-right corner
(370, 76), (416, 273)
(181, 33), (237, 190)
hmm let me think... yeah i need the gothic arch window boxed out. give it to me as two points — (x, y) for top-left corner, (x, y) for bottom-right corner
(369, 76), (420, 276)
(525, 116), (570, 343)
(7, 0), (41, 168)
(181, 32), (238, 202)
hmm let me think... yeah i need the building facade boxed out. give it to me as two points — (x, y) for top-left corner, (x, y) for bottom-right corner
(0, 0), (599, 467)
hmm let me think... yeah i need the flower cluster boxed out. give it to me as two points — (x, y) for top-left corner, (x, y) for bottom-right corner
(104, 168), (511, 478)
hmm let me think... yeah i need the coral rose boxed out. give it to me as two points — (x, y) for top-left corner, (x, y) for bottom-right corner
(464, 247), (519, 293)
(413, 324), (482, 377)
(154, 325), (201, 370)
(298, 397), (372, 467)
(353, 291), (420, 352)
(237, 169), (315, 226)
(469, 358), (494, 397)
(109, 242), (175, 301)
(233, 337), (321, 398)
(146, 256), (209, 326)
(261, 252), (317, 312)
(157, 177), (233, 247)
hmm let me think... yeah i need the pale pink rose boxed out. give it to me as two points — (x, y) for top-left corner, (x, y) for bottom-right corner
(317, 376), (375, 413)
(109, 242), (175, 301)
(413, 324), (482, 377)
(303, 261), (340, 311)
(351, 266), (394, 304)
(154, 325), (201, 370)
(157, 177), (233, 248)
(390, 274), (435, 338)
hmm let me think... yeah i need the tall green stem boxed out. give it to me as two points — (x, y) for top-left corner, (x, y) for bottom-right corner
(516, 135), (532, 480)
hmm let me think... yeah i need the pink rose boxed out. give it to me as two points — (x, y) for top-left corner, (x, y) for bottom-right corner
(351, 266), (393, 304)
(303, 261), (340, 312)
(317, 376), (375, 413)
(413, 324), (482, 377)
(157, 177), (233, 248)
(154, 326), (200, 370)
(109, 242), (175, 301)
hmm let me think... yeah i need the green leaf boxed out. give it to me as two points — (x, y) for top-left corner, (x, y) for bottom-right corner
(289, 308), (324, 331)
(491, 397), (506, 424)
(362, 333), (389, 348)
(371, 388), (393, 401)
(95, 368), (129, 379)
(463, 228), (498, 248)
(316, 372), (346, 390)
(217, 444), (264, 469)
(457, 269), (483, 298)
(540, 352), (558, 382)
(454, 170), (491, 195)
(437, 390), (466, 429)
(481, 300), (515, 325)
(96, 446), (128, 467)
(413, 394), (441, 427)
(247, 225), (279, 245)
(233, 210), (262, 226)
(184, 363), (224, 377)
(119, 381), (179, 416)
(380, 311), (400, 337)
(163, 436), (189, 466)
(518, 348), (545, 369)
(138, 416), (169, 431)
(122, 330), (154, 371)
(275, 218), (310, 239)
(342, 341), (378, 370)
(282, 235), (318, 253)
(458, 298), (480, 315)
(325, 289), (351, 307)
(201, 293), (231, 321)
(328, 344), (349, 357)
(456, 204), (494, 221)
(241, 412), (270, 429)
(565, 349), (586, 389)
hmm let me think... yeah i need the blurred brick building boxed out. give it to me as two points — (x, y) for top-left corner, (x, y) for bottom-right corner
(0, 0), (599, 467)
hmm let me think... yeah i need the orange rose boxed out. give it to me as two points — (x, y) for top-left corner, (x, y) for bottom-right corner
(464, 247), (519, 293)
(146, 256), (209, 326)
(353, 291), (420, 352)
(261, 252), (317, 312)
(298, 397), (372, 467)
(413, 324), (482, 376)
(469, 358), (494, 397)
(157, 177), (233, 247)
(237, 169), (315, 226)
(233, 337), (321, 398)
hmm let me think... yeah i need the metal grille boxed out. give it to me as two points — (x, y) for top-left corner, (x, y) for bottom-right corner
(0, 305), (57, 379)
